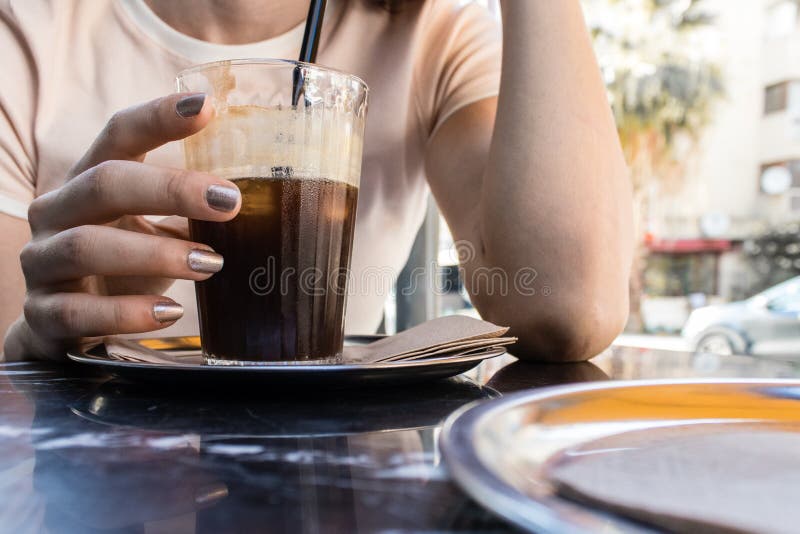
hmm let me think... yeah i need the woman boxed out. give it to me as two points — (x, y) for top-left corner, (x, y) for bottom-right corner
(0, 0), (632, 362)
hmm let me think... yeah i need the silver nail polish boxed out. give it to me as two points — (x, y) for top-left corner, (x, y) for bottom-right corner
(153, 302), (184, 323)
(206, 185), (240, 212)
(194, 483), (229, 505)
(176, 93), (206, 118)
(188, 249), (224, 273)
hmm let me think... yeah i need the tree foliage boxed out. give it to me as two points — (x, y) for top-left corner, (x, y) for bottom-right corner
(584, 0), (724, 190)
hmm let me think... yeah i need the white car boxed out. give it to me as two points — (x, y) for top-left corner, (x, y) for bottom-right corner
(682, 277), (800, 357)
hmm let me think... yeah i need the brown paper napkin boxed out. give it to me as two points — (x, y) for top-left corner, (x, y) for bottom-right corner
(545, 423), (800, 534)
(103, 338), (202, 365)
(345, 315), (516, 363)
(100, 315), (516, 365)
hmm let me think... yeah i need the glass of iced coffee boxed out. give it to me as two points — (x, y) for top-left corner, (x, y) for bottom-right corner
(177, 60), (368, 365)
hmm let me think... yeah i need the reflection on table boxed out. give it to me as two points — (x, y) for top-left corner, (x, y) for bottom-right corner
(0, 344), (798, 533)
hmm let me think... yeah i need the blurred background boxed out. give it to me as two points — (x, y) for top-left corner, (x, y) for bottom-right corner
(388, 0), (800, 359)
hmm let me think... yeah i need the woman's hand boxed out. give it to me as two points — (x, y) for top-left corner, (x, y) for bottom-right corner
(3, 93), (242, 361)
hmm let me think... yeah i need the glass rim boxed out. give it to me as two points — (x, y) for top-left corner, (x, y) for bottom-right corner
(176, 58), (369, 94)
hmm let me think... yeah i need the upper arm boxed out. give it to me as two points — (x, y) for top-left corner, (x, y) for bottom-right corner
(414, 1), (501, 242)
(424, 97), (497, 243)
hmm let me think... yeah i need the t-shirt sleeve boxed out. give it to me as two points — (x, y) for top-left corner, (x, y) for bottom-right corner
(0, 0), (38, 219)
(415, 1), (502, 139)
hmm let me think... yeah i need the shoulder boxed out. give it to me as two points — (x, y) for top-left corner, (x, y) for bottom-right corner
(1, 0), (61, 34)
(334, 0), (492, 32)
(419, 0), (497, 30)
(344, 0), (491, 20)
(0, 0), (110, 22)
(0, 0), (61, 86)
(331, 0), (497, 52)
(414, 0), (500, 63)
(1, 0), (62, 65)
(1, 0), (116, 55)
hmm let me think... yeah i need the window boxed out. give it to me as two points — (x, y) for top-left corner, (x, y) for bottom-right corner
(765, 82), (789, 114)
(783, 161), (800, 212)
(768, 293), (800, 314)
(766, 0), (799, 39)
(762, 160), (800, 210)
(644, 253), (719, 297)
(766, 161), (800, 187)
(791, 161), (800, 187)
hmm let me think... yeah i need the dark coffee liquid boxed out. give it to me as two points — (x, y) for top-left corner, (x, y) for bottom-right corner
(190, 177), (358, 362)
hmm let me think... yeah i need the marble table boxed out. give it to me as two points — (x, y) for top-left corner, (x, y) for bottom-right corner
(1, 346), (798, 533)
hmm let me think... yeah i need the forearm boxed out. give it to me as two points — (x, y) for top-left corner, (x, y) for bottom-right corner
(474, 0), (633, 359)
(0, 214), (29, 349)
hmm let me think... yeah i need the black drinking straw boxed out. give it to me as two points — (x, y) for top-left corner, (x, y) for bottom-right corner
(292, 0), (328, 107)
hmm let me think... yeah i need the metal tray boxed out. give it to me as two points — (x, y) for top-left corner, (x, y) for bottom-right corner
(439, 379), (800, 533)
(67, 335), (508, 387)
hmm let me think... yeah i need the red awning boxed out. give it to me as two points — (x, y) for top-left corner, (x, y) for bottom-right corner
(646, 237), (732, 253)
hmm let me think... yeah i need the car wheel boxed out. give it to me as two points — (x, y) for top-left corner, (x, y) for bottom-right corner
(696, 333), (735, 356)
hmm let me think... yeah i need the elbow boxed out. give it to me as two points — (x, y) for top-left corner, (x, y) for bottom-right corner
(502, 289), (629, 363)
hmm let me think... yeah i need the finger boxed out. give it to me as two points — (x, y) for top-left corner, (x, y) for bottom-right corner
(68, 93), (212, 178)
(24, 293), (185, 339)
(21, 225), (224, 288)
(150, 215), (190, 240)
(2, 317), (68, 362)
(28, 160), (241, 232)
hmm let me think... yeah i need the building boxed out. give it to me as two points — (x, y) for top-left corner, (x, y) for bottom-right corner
(643, 0), (800, 330)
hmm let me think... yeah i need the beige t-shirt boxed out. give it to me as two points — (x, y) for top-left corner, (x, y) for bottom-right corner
(0, 0), (501, 336)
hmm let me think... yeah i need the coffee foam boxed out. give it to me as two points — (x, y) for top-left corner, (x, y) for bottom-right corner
(184, 105), (363, 187)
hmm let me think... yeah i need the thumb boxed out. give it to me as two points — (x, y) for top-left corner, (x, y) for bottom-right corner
(68, 93), (213, 179)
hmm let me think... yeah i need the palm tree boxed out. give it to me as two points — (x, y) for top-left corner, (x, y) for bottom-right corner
(583, 0), (724, 330)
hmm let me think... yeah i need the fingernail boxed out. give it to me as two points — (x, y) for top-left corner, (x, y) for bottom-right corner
(188, 249), (224, 273)
(194, 483), (229, 506)
(153, 302), (184, 323)
(176, 93), (206, 118)
(206, 185), (240, 212)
